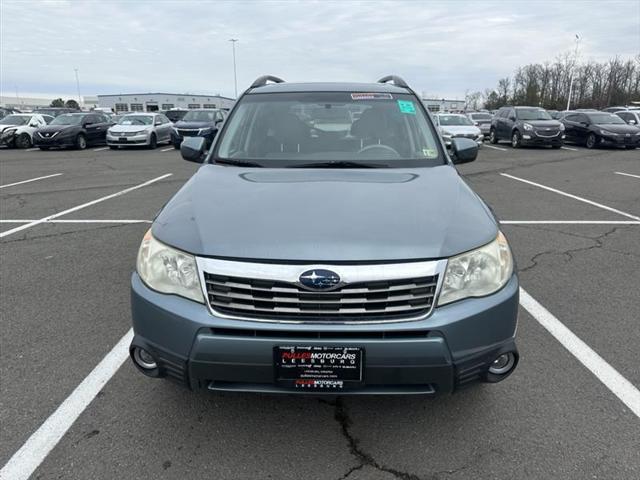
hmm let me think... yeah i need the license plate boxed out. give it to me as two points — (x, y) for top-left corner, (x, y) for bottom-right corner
(274, 346), (364, 390)
(119, 137), (128, 142)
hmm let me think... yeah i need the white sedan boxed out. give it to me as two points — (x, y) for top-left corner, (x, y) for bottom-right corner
(435, 113), (484, 148)
(0, 113), (51, 148)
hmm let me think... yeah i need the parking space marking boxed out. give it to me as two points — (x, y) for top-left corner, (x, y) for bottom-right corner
(614, 171), (640, 180)
(0, 329), (133, 480)
(0, 219), (152, 224)
(501, 220), (640, 225)
(0, 173), (172, 239)
(500, 173), (640, 221)
(93, 147), (109, 152)
(161, 147), (174, 152)
(484, 145), (507, 151)
(0, 173), (62, 189)
(520, 288), (640, 418)
(25, 148), (40, 152)
(560, 146), (579, 151)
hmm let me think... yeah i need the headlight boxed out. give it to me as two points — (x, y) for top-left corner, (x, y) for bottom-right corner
(198, 127), (212, 135)
(523, 123), (533, 131)
(600, 129), (615, 136)
(136, 229), (204, 303)
(559, 123), (565, 131)
(438, 231), (513, 306)
(441, 130), (452, 138)
(3, 128), (17, 136)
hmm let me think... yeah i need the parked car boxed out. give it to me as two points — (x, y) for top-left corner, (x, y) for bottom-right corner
(107, 113), (172, 149)
(561, 111), (640, 149)
(34, 107), (80, 117)
(602, 106), (629, 113)
(614, 110), (640, 126)
(171, 109), (226, 148)
(0, 113), (49, 148)
(435, 113), (483, 147)
(33, 112), (112, 150)
(162, 109), (189, 123)
(0, 107), (21, 120)
(129, 74), (519, 395)
(490, 106), (564, 148)
(466, 112), (493, 138)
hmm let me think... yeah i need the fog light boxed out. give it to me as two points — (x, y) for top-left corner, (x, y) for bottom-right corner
(488, 352), (515, 375)
(133, 347), (157, 370)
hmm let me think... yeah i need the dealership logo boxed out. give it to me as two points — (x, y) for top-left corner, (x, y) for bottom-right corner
(298, 269), (341, 291)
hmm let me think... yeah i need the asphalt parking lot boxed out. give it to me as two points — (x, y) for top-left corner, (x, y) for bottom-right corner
(1, 143), (639, 480)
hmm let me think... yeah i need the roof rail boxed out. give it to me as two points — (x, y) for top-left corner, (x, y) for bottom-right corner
(377, 75), (409, 88)
(250, 75), (285, 88)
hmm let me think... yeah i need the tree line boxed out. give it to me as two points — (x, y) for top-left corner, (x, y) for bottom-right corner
(50, 98), (80, 109)
(464, 55), (640, 111)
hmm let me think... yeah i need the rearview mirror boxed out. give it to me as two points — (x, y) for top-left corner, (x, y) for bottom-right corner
(181, 136), (206, 163)
(450, 137), (478, 164)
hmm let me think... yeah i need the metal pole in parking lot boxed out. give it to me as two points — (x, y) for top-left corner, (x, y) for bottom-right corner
(229, 38), (238, 99)
(566, 34), (581, 111)
(74, 68), (82, 107)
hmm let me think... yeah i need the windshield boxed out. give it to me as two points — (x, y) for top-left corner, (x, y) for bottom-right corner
(0, 115), (30, 125)
(438, 115), (473, 126)
(182, 110), (217, 122)
(587, 113), (626, 125)
(50, 114), (84, 126)
(516, 108), (552, 120)
(118, 115), (153, 126)
(215, 92), (442, 167)
(469, 113), (492, 121)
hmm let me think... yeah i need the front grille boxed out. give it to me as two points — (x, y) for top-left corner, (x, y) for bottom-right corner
(204, 272), (438, 321)
(453, 133), (478, 139)
(178, 129), (199, 137)
(535, 129), (560, 138)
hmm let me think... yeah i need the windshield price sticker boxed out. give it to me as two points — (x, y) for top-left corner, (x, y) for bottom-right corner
(397, 100), (416, 115)
(351, 93), (393, 100)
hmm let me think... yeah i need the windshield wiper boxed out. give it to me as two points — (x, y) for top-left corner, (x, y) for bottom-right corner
(289, 161), (381, 169)
(214, 159), (263, 167)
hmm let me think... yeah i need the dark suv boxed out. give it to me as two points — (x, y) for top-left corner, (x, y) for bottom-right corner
(129, 75), (519, 396)
(170, 109), (226, 149)
(490, 106), (564, 148)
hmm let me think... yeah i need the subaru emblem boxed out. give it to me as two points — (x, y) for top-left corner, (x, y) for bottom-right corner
(299, 269), (341, 291)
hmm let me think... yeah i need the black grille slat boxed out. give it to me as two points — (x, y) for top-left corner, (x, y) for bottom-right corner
(204, 272), (438, 321)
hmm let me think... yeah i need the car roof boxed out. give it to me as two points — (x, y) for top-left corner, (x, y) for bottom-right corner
(436, 112), (465, 116)
(248, 82), (409, 94)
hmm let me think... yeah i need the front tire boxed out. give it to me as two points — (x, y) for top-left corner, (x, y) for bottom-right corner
(173, 142), (180, 149)
(489, 128), (498, 144)
(511, 130), (521, 148)
(585, 133), (597, 149)
(148, 134), (157, 149)
(75, 134), (87, 150)
(109, 145), (118, 150)
(15, 133), (32, 149)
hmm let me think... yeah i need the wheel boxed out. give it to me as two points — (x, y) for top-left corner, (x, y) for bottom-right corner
(489, 128), (498, 144)
(148, 134), (157, 149)
(15, 133), (32, 149)
(75, 134), (87, 150)
(173, 142), (180, 149)
(624, 145), (636, 150)
(511, 130), (521, 148)
(585, 133), (597, 149)
(109, 145), (118, 150)
(39, 147), (50, 151)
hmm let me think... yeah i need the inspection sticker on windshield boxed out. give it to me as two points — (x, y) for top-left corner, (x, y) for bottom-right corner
(351, 92), (393, 100)
(397, 100), (416, 114)
(422, 148), (437, 158)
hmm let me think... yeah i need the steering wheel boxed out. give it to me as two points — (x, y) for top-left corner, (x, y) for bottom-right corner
(357, 144), (400, 157)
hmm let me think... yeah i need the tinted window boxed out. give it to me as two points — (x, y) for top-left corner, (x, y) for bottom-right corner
(438, 115), (473, 126)
(183, 110), (217, 122)
(118, 115), (153, 126)
(515, 108), (551, 120)
(50, 114), (83, 125)
(586, 113), (625, 124)
(0, 115), (30, 125)
(469, 113), (492, 120)
(564, 114), (579, 122)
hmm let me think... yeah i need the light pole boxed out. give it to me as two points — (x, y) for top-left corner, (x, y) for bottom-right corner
(74, 68), (82, 106)
(566, 34), (581, 111)
(229, 39), (238, 98)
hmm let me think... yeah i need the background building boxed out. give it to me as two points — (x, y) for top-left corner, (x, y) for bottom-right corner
(97, 93), (235, 113)
(421, 98), (466, 113)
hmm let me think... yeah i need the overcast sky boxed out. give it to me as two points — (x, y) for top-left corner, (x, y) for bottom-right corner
(1, 0), (638, 101)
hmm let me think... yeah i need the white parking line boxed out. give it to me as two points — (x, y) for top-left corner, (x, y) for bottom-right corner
(0, 329), (133, 480)
(484, 144), (507, 152)
(0, 219), (152, 224)
(93, 147), (109, 152)
(520, 288), (640, 418)
(0, 173), (62, 189)
(561, 146), (579, 151)
(25, 148), (40, 152)
(501, 220), (640, 225)
(614, 171), (640, 180)
(0, 174), (172, 239)
(500, 173), (640, 221)
(161, 147), (174, 152)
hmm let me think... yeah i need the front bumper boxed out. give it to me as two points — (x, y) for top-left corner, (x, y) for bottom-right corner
(130, 272), (519, 395)
(0, 131), (16, 146)
(521, 131), (565, 146)
(33, 134), (76, 148)
(106, 132), (149, 146)
(598, 134), (640, 147)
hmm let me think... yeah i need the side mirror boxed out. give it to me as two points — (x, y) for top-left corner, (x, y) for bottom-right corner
(580, 121), (589, 127)
(181, 136), (206, 163)
(450, 137), (478, 164)
(508, 115), (516, 121)
(155, 120), (162, 126)
(629, 120), (637, 125)
(83, 121), (92, 127)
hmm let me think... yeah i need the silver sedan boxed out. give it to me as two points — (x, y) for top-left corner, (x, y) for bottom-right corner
(106, 113), (173, 149)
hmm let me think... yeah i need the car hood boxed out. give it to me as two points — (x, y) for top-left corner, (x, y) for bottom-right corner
(152, 164), (498, 262)
(440, 125), (481, 135)
(0, 124), (22, 131)
(594, 123), (640, 134)
(36, 125), (80, 135)
(524, 120), (562, 128)
(174, 121), (214, 129)
(109, 124), (152, 133)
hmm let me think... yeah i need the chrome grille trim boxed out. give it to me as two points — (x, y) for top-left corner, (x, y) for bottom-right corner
(196, 257), (447, 324)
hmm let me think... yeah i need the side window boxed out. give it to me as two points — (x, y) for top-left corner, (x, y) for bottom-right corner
(617, 112), (630, 122)
(564, 114), (578, 122)
(161, 115), (170, 124)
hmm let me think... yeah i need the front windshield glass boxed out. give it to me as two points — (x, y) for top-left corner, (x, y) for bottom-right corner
(182, 110), (217, 122)
(0, 115), (30, 125)
(587, 113), (626, 125)
(118, 115), (153, 126)
(216, 92), (442, 167)
(50, 114), (83, 126)
(516, 108), (552, 120)
(438, 115), (473, 126)
(469, 113), (492, 120)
